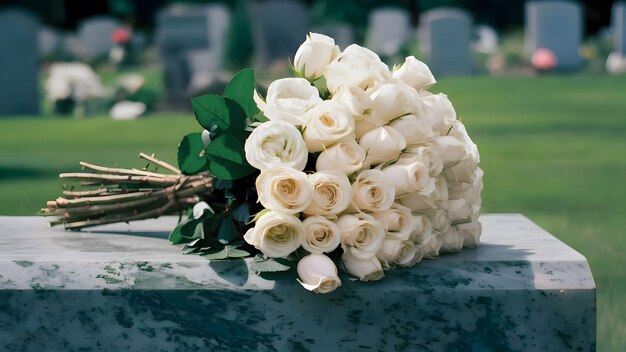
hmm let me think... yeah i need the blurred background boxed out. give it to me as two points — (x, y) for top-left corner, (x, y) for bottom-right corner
(0, 0), (624, 350)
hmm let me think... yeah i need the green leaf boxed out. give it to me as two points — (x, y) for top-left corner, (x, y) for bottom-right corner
(191, 95), (247, 138)
(249, 208), (271, 224)
(232, 203), (250, 223)
(249, 254), (292, 272)
(177, 133), (208, 175)
(169, 217), (202, 244)
(217, 217), (239, 243)
(205, 134), (255, 180)
(223, 68), (260, 119)
(202, 245), (250, 260)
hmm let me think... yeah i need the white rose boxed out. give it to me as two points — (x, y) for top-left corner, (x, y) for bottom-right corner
(301, 216), (342, 254)
(419, 229), (442, 259)
(448, 121), (480, 164)
(417, 207), (451, 233)
(432, 135), (466, 168)
(245, 120), (308, 171)
(389, 114), (436, 145)
(381, 157), (435, 197)
(254, 78), (322, 125)
(353, 114), (383, 139)
(297, 253), (342, 293)
(304, 171), (352, 216)
(243, 211), (305, 258)
(359, 126), (406, 166)
(420, 92), (457, 134)
(398, 175), (448, 211)
(459, 220), (482, 248)
(368, 80), (421, 124)
(324, 44), (391, 94)
(294, 33), (340, 80)
(392, 56), (436, 91)
(336, 212), (385, 259)
(348, 169), (395, 212)
(376, 238), (422, 269)
(371, 203), (414, 241)
(256, 167), (313, 214)
(440, 226), (464, 253)
(331, 85), (372, 117)
(410, 213), (432, 243)
(303, 100), (354, 152)
(402, 144), (443, 176)
(447, 198), (472, 222)
(341, 250), (384, 281)
(316, 139), (365, 176)
(443, 157), (479, 184)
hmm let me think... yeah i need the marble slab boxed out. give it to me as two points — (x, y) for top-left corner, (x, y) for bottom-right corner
(0, 214), (595, 351)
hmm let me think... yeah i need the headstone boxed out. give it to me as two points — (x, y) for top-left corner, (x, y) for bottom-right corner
(77, 16), (121, 60)
(39, 26), (60, 57)
(419, 8), (474, 76)
(0, 214), (596, 350)
(524, 1), (583, 70)
(365, 8), (411, 56)
(314, 23), (355, 50)
(156, 4), (230, 101)
(473, 24), (498, 54)
(0, 9), (39, 116)
(612, 2), (626, 55)
(250, 0), (310, 65)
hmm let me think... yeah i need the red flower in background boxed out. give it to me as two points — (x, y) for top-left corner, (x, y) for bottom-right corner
(111, 28), (132, 44)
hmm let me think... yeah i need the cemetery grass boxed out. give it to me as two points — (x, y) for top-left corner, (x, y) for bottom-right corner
(1, 74), (625, 351)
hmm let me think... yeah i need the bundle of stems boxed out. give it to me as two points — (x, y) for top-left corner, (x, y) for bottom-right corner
(40, 153), (213, 230)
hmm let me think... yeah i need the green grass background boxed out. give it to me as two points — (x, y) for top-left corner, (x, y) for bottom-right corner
(1, 74), (624, 350)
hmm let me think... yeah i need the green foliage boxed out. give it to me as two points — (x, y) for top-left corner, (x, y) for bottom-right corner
(177, 132), (208, 175)
(204, 134), (255, 180)
(202, 245), (249, 261)
(223, 69), (260, 119)
(191, 95), (247, 139)
(250, 254), (292, 273)
(223, 0), (255, 70)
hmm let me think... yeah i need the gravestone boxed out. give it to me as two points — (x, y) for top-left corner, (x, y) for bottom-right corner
(524, 1), (583, 70)
(250, 0), (310, 66)
(314, 23), (355, 50)
(77, 16), (121, 60)
(39, 26), (60, 57)
(612, 2), (626, 55)
(0, 9), (39, 116)
(0, 214), (596, 350)
(419, 8), (474, 76)
(156, 4), (230, 101)
(365, 8), (411, 56)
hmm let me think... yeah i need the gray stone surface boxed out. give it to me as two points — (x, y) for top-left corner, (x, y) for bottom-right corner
(39, 26), (60, 57)
(524, 1), (583, 70)
(250, 0), (310, 65)
(156, 4), (230, 101)
(0, 9), (39, 116)
(419, 7), (474, 76)
(613, 2), (626, 55)
(366, 8), (411, 56)
(0, 214), (595, 351)
(77, 16), (121, 60)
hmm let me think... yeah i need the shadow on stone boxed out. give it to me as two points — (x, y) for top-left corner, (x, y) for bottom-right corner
(209, 258), (249, 287)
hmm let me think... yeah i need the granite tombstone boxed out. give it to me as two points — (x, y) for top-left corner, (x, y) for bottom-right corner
(365, 8), (411, 57)
(612, 1), (626, 55)
(78, 16), (121, 60)
(314, 23), (355, 50)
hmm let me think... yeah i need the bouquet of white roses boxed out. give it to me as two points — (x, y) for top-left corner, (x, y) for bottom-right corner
(43, 33), (483, 295)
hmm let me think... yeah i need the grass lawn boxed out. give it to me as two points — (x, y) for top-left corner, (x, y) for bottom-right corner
(1, 73), (625, 351)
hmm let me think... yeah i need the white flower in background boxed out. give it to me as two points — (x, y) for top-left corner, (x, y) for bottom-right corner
(440, 226), (464, 253)
(401, 145), (443, 176)
(336, 212), (385, 259)
(117, 74), (145, 94)
(294, 33), (341, 80)
(392, 56), (436, 91)
(192, 201), (213, 219)
(253, 78), (322, 125)
(324, 44), (391, 94)
(398, 175), (448, 211)
(432, 135), (467, 168)
(316, 139), (365, 175)
(349, 169), (395, 212)
(302, 216), (342, 254)
(331, 85), (372, 116)
(389, 114), (436, 145)
(297, 253), (342, 293)
(303, 100), (355, 152)
(448, 198), (472, 222)
(45, 62), (106, 102)
(458, 220), (482, 248)
(244, 211), (305, 258)
(371, 203), (414, 241)
(342, 250), (384, 281)
(420, 92), (457, 134)
(368, 80), (422, 124)
(244, 120), (308, 171)
(382, 156), (435, 197)
(419, 229), (443, 259)
(359, 126), (406, 166)
(256, 167), (313, 214)
(376, 238), (422, 269)
(304, 171), (352, 216)
(109, 101), (146, 120)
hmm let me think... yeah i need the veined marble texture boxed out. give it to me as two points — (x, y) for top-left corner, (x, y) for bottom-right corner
(0, 214), (595, 351)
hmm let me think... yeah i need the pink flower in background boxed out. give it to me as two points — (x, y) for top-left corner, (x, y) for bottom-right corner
(531, 48), (558, 71)
(111, 28), (131, 44)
